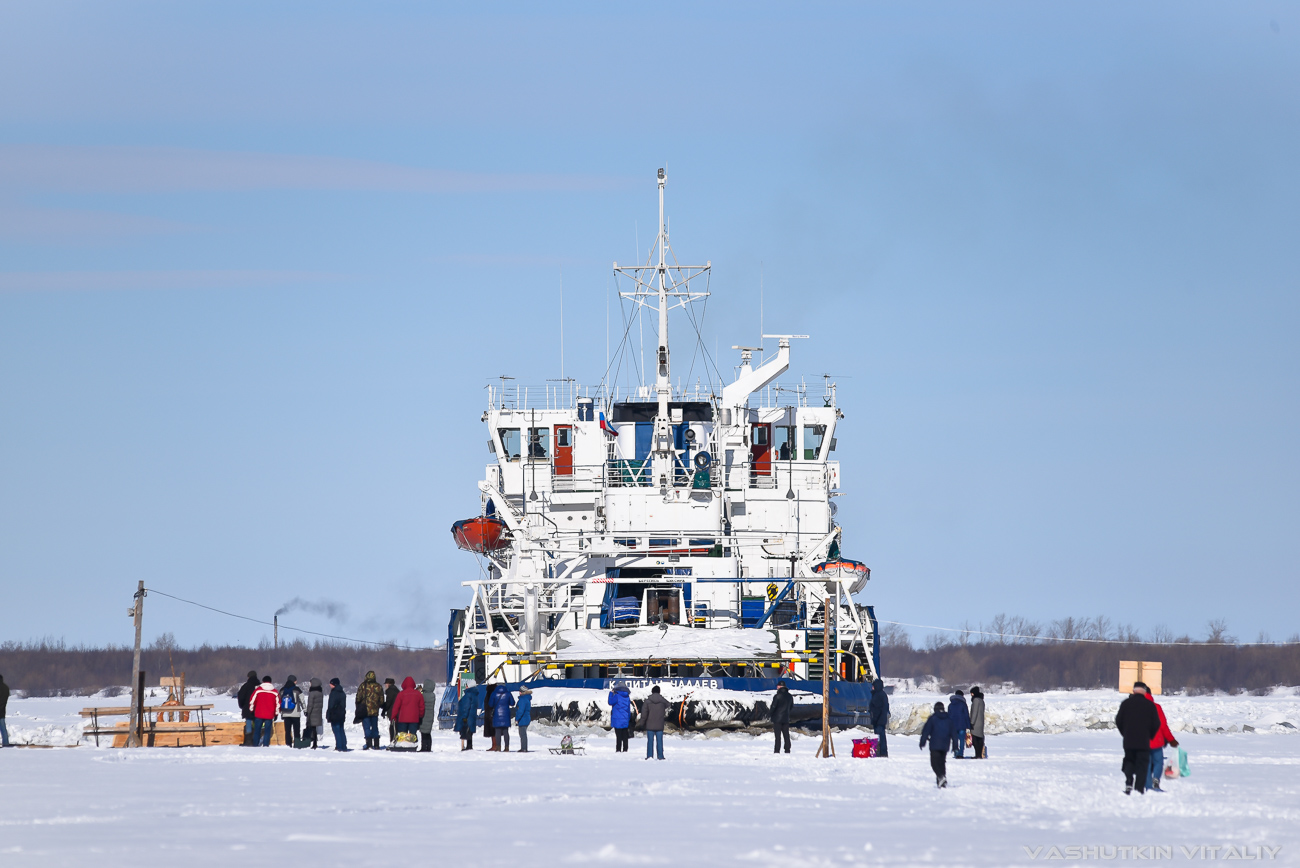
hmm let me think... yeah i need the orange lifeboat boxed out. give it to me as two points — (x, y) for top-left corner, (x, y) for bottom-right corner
(451, 516), (509, 553)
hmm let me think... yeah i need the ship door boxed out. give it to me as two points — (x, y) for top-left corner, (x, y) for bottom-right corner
(750, 423), (771, 477)
(554, 424), (573, 475)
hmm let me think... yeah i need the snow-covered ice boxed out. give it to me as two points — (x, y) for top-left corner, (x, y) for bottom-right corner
(1, 689), (1298, 866)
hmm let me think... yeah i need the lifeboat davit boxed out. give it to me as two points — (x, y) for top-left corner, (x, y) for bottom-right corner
(451, 516), (509, 553)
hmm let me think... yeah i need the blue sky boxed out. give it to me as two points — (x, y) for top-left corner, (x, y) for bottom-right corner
(1, 2), (1297, 650)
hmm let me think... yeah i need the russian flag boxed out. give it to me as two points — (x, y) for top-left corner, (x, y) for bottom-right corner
(599, 411), (618, 436)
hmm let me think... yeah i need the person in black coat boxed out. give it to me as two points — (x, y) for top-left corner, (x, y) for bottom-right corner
(326, 678), (349, 752)
(919, 702), (957, 788)
(1115, 681), (1161, 794)
(868, 678), (890, 757)
(236, 670), (259, 746)
(382, 678), (399, 744)
(770, 681), (793, 754)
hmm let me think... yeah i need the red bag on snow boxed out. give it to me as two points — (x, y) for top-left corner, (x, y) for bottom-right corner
(851, 736), (878, 758)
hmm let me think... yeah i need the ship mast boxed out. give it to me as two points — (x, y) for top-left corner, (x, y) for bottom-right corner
(613, 168), (712, 490)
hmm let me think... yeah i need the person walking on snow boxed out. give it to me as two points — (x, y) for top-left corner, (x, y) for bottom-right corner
(643, 685), (670, 760)
(455, 685), (480, 750)
(1144, 690), (1179, 792)
(279, 675), (304, 748)
(355, 671), (385, 750)
(868, 678), (890, 757)
(390, 676), (425, 746)
(1115, 681), (1161, 794)
(418, 677), (438, 753)
(516, 685), (533, 752)
(609, 682), (634, 753)
(770, 681), (793, 754)
(920, 701), (957, 787)
(250, 676), (279, 746)
(326, 678), (349, 751)
(947, 689), (971, 758)
(0, 673), (10, 747)
(489, 684), (515, 752)
(303, 677), (324, 749)
(236, 670), (259, 746)
(969, 687), (986, 759)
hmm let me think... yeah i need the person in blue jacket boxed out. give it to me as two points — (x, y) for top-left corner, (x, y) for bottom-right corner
(947, 689), (971, 758)
(919, 701), (957, 788)
(868, 678), (890, 757)
(490, 684), (515, 752)
(609, 682), (633, 753)
(515, 685), (533, 753)
(455, 685), (480, 751)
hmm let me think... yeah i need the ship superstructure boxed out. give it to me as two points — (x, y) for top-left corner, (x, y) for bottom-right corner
(442, 170), (879, 730)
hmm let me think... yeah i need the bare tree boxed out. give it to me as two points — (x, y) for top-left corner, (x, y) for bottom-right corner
(1115, 623), (1142, 644)
(877, 622), (912, 650)
(985, 613), (1012, 645)
(1048, 616), (1083, 641)
(1086, 616), (1113, 642)
(1206, 619), (1235, 645)
(1008, 616), (1042, 644)
(1148, 624), (1173, 644)
(1255, 631), (1272, 645)
(924, 632), (953, 651)
(958, 621), (973, 647)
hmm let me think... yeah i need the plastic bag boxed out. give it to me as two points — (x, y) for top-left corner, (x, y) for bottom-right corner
(1178, 747), (1190, 777)
(851, 736), (878, 758)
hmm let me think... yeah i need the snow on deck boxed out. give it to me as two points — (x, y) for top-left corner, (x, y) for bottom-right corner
(0, 690), (1297, 866)
(553, 625), (780, 660)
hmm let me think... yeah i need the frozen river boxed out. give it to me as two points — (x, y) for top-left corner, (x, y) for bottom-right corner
(1, 689), (1297, 866)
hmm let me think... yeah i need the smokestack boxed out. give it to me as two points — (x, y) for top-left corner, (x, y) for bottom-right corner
(274, 615), (278, 650)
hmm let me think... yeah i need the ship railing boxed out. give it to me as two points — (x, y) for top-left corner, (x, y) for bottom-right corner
(722, 462), (829, 492)
(551, 464), (604, 492)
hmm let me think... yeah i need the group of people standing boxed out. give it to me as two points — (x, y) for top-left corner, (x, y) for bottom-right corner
(453, 681), (673, 759)
(236, 670), (439, 752)
(453, 682), (534, 752)
(919, 686), (988, 788)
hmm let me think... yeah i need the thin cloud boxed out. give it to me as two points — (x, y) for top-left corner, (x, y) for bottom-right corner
(0, 145), (635, 194)
(0, 203), (186, 241)
(0, 270), (342, 293)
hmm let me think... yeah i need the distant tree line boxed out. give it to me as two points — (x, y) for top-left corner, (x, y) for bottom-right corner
(0, 635), (447, 696)
(879, 615), (1300, 692)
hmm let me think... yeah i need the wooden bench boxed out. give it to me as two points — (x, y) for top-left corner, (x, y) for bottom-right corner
(80, 704), (215, 748)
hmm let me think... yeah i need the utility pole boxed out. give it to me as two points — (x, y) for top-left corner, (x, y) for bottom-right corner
(126, 580), (145, 748)
(815, 581), (836, 758)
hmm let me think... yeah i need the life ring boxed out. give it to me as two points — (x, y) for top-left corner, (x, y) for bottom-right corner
(693, 451), (712, 469)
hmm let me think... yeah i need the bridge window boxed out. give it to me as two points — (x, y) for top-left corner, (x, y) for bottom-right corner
(803, 424), (826, 460)
(528, 427), (550, 459)
(774, 426), (795, 461)
(498, 428), (521, 461)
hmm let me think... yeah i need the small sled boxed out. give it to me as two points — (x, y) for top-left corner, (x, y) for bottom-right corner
(389, 732), (419, 752)
(548, 734), (586, 756)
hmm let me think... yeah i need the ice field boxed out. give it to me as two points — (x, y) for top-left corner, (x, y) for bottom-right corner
(2, 688), (1298, 867)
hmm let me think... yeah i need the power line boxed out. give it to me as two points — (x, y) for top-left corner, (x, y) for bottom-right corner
(145, 588), (442, 652)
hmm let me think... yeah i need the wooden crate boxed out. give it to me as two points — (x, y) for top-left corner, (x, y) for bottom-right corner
(1118, 660), (1163, 695)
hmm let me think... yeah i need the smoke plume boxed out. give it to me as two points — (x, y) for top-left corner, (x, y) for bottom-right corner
(274, 597), (349, 622)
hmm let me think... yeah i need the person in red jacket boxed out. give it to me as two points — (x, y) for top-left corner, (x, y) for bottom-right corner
(1144, 690), (1180, 792)
(250, 676), (280, 747)
(389, 677), (426, 747)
